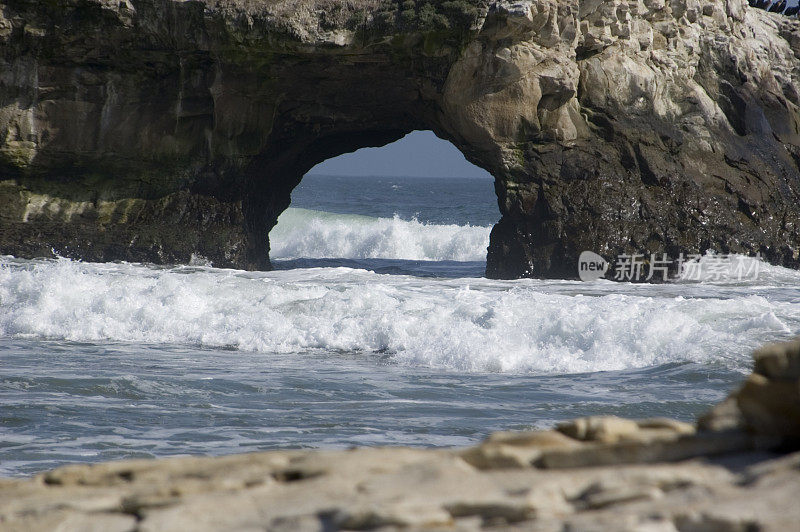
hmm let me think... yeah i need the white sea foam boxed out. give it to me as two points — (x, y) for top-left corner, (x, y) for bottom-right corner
(1, 256), (798, 374)
(269, 208), (490, 261)
(676, 252), (800, 285)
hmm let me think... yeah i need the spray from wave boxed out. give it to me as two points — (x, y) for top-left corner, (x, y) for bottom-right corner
(1, 256), (798, 374)
(269, 208), (490, 262)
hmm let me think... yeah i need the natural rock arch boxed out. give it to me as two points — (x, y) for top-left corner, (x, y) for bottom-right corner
(1, 0), (799, 279)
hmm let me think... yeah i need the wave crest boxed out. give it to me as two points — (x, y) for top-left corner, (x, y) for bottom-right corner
(269, 208), (490, 262)
(1, 257), (798, 374)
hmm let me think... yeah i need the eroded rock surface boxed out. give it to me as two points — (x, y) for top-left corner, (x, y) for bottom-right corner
(2, 338), (800, 531)
(0, 0), (799, 277)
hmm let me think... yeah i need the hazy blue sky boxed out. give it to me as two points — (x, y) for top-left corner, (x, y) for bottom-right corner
(310, 130), (492, 179)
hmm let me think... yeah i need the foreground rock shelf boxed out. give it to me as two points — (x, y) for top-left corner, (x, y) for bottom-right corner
(2, 339), (799, 532)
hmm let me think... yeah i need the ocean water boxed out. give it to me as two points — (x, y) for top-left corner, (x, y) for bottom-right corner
(1, 174), (799, 477)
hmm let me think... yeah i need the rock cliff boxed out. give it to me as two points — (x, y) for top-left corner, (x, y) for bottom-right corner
(0, 0), (799, 278)
(2, 338), (799, 531)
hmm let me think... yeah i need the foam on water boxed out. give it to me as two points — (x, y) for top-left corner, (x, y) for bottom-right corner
(5, 174), (800, 477)
(270, 208), (490, 261)
(676, 252), (800, 286)
(1, 255), (798, 375)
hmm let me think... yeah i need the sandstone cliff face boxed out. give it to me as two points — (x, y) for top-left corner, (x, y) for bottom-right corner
(481, 0), (800, 277)
(0, 0), (798, 277)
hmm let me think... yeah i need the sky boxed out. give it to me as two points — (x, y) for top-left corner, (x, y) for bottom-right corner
(309, 130), (493, 179)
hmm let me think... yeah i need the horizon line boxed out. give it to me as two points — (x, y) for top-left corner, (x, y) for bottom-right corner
(305, 173), (494, 179)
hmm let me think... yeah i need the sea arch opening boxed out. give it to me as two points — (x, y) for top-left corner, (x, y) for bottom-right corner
(267, 130), (499, 278)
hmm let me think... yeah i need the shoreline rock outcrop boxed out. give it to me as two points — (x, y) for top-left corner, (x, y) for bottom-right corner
(1, 0), (799, 279)
(2, 338), (799, 531)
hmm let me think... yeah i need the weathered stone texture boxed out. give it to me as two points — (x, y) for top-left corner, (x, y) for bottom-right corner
(0, 0), (799, 277)
(700, 337), (800, 441)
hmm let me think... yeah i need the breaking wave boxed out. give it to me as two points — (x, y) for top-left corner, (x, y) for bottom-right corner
(269, 208), (490, 262)
(1, 256), (798, 375)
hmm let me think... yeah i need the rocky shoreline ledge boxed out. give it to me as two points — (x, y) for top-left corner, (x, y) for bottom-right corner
(2, 338), (799, 532)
